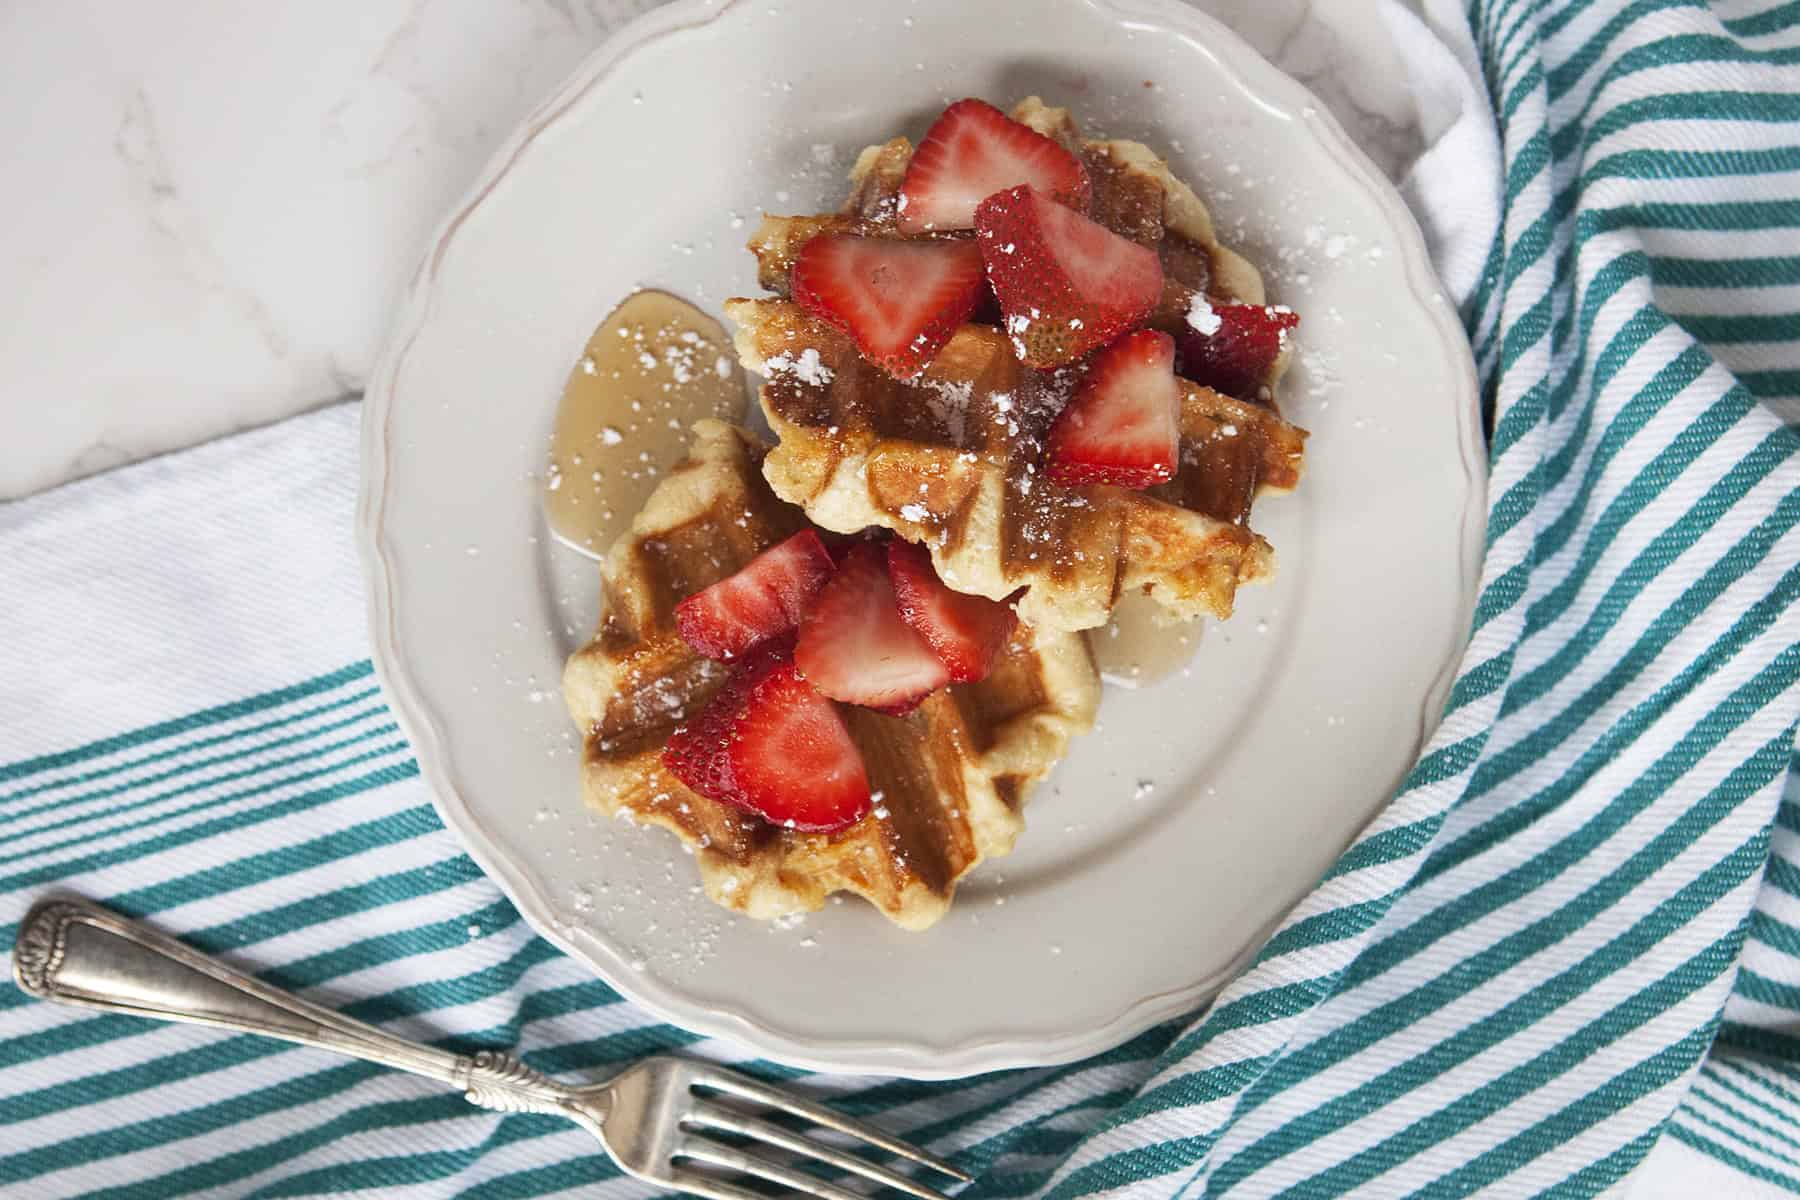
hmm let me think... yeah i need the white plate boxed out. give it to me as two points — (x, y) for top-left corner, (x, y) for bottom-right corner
(359, 0), (1485, 1079)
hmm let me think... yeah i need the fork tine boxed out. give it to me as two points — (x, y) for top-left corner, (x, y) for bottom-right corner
(686, 1097), (953, 1200)
(693, 1064), (972, 1183)
(666, 1166), (783, 1200)
(678, 1134), (869, 1200)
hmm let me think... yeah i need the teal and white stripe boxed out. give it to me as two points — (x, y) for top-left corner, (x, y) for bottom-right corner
(5, 0), (1800, 1195)
(1675, 762), (1800, 1187)
(0, 664), (1170, 1195)
(1017, 0), (1800, 1193)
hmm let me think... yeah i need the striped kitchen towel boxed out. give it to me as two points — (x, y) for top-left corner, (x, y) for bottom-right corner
(3, 0), (1799, 1196)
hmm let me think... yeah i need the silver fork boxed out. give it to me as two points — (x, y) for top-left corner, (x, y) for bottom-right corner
(11, 897), (969, 1200)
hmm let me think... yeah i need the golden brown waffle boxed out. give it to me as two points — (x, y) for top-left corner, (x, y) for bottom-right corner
(728, 98), (1307, 633)
(562, 419), (1099, 930)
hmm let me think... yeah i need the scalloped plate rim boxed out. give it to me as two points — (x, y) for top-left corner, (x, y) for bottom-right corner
(357, 0), (1486, 1079)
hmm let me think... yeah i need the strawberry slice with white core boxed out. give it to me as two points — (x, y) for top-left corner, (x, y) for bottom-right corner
(674, 529), (835, 661)
(796, 542), (950, 714)
(724, 657), (871, 831)
(791, 234), (985, 378)
(887, 541), (1017, 684)
(663, 637), (871, 832)
(974, 185), (1163, 367)
(897, 98), (1090, 234)
(1045, 329), (1181, 489)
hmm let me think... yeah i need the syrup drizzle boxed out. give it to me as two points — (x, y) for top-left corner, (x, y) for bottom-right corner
(544, 290), (748, 558)
(1088, 592), (1205, 688)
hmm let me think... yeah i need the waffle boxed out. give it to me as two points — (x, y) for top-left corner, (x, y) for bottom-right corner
(728, 98), (1307, 633)
(562, 419), (1099, 930)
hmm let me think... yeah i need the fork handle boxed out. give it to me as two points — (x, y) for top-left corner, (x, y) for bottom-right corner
(11, 897), (573, 1115)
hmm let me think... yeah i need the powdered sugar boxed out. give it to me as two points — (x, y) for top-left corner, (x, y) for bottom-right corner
(918, 377), (972, 444)
(763, 347), (834, 385)
(1004, 312), (1031, 358)
(627, 667), (717, 729)
(1185, 292), (1222, 336)
(1272, 306), (1297, 352)
(989, 389), (1021, 437)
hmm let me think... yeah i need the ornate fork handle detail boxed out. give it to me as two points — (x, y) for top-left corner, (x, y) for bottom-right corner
(10, 899), (65, 993)
(457, 1050), (567, 1112)
(11, 898), (578, 1118)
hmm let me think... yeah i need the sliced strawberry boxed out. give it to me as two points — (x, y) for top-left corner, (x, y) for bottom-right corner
(974, 185), (1163, 367)
(663, 637), (871, 832)
(726, 657), (870, 831)
(897, 98), (1090, 235)
(663, 637), (789, 802)
(886, 541), (1017, 684)
(791, 234), (985, 378)
(673, 530), (835, 661)
(796, 542), (950, 713)
(1045, 330), (1180, 489)
(1175, 301), (1300, 400)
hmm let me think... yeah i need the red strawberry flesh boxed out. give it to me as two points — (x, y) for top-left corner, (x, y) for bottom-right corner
(886, 541), (1017, 684)
(673, 529), (835, 661)
(791, 234), (984, 378)
(724, 658), (871, 831)
(1175, 300), (1300, 401)
(897, 98), (1090, 234)
(663, 636), (871, 832)
(974, 185), (1163, 367)
(1045, 329), (1181, 489)
(796, 542), (950, 714)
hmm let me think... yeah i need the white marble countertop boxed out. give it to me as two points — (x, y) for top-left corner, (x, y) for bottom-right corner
(0, 0), (1430, 500)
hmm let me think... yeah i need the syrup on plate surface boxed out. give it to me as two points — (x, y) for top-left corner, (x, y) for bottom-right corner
(1089, 592), (1204, 688)
(544, 290), (748, 557)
